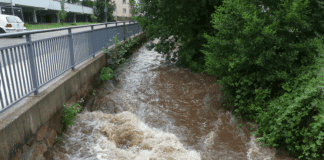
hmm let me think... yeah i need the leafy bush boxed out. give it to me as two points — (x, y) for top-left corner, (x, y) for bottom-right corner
(104, 34), (127, 67)
(99, 67), (114, 81)
(90, 15), (97, 22)
(102, 27), (141, 69)
(255, 57), (324, 159)
(61, 98), (84, 130)
(200, 0), (324, 159)
(201, 0), (323, 119)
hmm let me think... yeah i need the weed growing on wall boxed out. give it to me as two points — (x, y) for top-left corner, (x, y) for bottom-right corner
(91, 90), (96, 96)
(102, 27), (141, 70)
(99, 67), (115, 81)
(61, 98), (84, 131)
(54, 138), (59, 144)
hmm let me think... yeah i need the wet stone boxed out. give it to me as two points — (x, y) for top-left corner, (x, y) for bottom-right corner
(36, 124), (48, 142)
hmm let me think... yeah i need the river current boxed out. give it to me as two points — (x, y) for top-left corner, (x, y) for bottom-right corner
(46, 37), (295, 160)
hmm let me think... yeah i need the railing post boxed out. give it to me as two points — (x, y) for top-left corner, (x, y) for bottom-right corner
(26, 34), (39, 95)
(68, 28), (75, 70)
(105, 23), (108, 28)
(138, 22), (139, 34)
(123, 22), (126, 42)
(91, 25), (95, 58)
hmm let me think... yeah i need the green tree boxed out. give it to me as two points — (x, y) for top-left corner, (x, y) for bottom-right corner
(93, 0), (115, 22)
(201, 0), (324, 159)
(66, 0), (80, 4)
(129, 0), (225, 73)
(201, 0), (324, 118)
(81, 0), (94, 7)
(56, 0), (68, 25)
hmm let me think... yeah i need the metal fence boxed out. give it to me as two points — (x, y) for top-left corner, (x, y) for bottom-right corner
(0, 21), (143, 114)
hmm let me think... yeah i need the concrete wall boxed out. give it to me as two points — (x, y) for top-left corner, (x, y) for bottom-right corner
(0, 31), (147, 160)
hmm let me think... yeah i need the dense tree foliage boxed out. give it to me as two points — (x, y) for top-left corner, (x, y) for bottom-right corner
(81, 0), (94, 7)
(65, 0), (80, 4)
(201, 0), (324, 118)
(202, 0), (324, 159)
(129, 0), (224, 73)
(92, 0), (115, 22)
(82, 0), (115, 22)
(130, 0), (324, 159)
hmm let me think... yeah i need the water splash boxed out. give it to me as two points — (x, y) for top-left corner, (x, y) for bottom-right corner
(52, 110), (201, 160)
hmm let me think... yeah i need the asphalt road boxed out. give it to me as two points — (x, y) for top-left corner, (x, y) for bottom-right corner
(0, 22), (130, 48)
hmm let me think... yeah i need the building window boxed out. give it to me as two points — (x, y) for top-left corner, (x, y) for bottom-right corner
(123, 0), (126, 4)
(123, 8), (126, 14)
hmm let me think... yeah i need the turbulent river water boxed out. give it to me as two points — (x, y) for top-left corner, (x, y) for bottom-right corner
(47, 37), (296, 160)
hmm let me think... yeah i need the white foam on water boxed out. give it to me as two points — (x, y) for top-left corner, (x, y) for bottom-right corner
(52, 110), (201, 160)
(246, 134), (277, 160)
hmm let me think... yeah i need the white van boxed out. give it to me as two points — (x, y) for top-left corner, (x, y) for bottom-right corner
(0, 14), (27, 37)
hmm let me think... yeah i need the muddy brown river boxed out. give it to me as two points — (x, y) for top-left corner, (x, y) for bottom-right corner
(46, 38), (296, 160)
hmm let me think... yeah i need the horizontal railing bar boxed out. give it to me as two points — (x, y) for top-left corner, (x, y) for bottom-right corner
(29, 35), (70, 50)
(0, 21), (137, 38)
(70, 25), (120, 37)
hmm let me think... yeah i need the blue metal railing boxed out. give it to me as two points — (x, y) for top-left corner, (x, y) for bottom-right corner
(0, 21), (143, 114)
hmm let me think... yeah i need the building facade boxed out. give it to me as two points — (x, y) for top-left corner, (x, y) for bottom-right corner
(110, 0), (134, 21)
(0, 0), (94, 24)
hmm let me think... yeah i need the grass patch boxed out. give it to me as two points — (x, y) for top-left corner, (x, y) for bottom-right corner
(25, 22), (99, 30)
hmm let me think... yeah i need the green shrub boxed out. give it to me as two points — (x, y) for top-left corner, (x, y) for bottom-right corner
(255, 57), (324, 159)
(61, 98), (84, 130)
(99, 67), (114, 81)
(202, 0), (323, 119)
(91, 90), (96, 96)
(90, 15), (97, 22)
(102, 28), (142, 69)
(200, 0), (324, 159)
